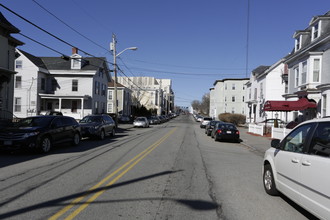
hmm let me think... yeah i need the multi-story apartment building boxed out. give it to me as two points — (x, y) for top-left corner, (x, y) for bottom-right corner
(210, 78), (249, 119)
(285, 10), (330, 121)
(117, 76), (174, 115)
(0, 12), (23, 119)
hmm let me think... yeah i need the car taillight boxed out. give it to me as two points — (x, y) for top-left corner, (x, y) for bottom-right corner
(236, 130), (240, 135)
(217, 129), (222, 134)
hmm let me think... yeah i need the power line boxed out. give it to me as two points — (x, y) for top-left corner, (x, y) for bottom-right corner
(0, 3), (113, 64)
(31, 0), (109, 52)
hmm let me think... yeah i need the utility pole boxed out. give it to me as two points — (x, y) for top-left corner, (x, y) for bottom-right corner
(111, 34), (119, 127)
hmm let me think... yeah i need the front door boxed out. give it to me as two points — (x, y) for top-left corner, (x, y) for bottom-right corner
(72, 100), (78, 113)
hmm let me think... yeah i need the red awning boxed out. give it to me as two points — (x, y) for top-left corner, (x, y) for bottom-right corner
(263, 98), (317, 111)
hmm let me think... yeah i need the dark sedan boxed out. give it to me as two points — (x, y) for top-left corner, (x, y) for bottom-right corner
(214, 123), (240, 142)
(205, 120), (221, 136)
(0, 115), (81, 153)
(79, 114), (116, 140)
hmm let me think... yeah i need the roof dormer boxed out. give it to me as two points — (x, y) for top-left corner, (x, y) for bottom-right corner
(71, 47), (82, 70)
(293, 30), (310, 52)
(309, 11), (330, 42)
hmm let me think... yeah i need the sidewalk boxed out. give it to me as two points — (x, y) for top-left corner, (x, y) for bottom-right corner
(238, 127), (273, 155)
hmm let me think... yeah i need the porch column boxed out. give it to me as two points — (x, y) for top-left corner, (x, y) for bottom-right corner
(59, 98), (62, 112)
(81, 98), (84, 118)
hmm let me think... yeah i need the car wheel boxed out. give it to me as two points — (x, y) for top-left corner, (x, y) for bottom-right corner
(39, 136), (51, 153)
(263, 164), (279, 196)
(72, 132), (80, 146)
(99, 129), (105, 140)
(214, 135), (218, 142)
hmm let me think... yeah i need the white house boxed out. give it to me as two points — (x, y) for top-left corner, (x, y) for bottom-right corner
(210, 78), (249, 119)
(14, 48), (111, 119)
(245, 61), (294, 124)
(0, 12), (24, 120)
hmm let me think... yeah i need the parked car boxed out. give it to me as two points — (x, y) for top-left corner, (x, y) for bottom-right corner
(133, 117), (149, 128)
(213, 122), (240, 142)
(79, 114), (115, 140)
(119, 115), (131, 123)
(205, 120), (221, 136)
(0, 115), (81, 153)
(262, 118), (330, 219)
(200, 117), (213, 128)
(147, 116), (161, 125)
(211, 121), (225, 138)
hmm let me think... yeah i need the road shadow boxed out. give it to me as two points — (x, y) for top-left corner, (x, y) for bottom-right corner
(0, 169), (219, 219)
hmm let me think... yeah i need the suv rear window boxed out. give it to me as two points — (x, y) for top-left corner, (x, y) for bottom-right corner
(203, 117), (212, 121)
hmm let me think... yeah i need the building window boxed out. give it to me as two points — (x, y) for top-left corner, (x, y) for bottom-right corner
(242, 96), (245, 102)
(232, 96), (235, 102)
(312, 22), (319, 40)
(15, 76), (22, 88)
(108, 103), (113, 113)
(322, 94), (327, 117)
(313, 59), (320, 82)
(101, 84), (106, 96)
(232, 84), (236, 90)
(72, 79), (78, 91)
(294, 67), (299, 87)
(249, 89), (251, 99)
(95, 101), (98, 114)
(231, 107), (235, 114)
(225, 84), (227, 90)
(15, 60), (22, 69)
(41, 78), (46, 90)
(108, 90), (113, 100)
(14, 97), (21, 112)
(254, 88), (257, 100)
(260, 83), (263, 99)
(295, 36), (301, 51)
(225, 96), (227, 102)
(301, 61), (307, 84)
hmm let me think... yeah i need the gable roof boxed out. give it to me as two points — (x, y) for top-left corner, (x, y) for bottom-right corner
(251, 65), (270, 76)
(0, 12), (20, 33)
(108, 81), (125, 88)
(18, 49), (47, 69)
(40, 57), (107, 71)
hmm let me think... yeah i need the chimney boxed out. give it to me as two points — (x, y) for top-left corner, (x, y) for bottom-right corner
(72, 47), (78, 55)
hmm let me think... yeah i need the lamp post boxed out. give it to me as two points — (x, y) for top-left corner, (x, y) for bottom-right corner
(110, 34), (137, 127)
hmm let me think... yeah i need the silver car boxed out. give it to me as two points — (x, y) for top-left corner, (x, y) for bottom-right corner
(133, 117), (149, 128)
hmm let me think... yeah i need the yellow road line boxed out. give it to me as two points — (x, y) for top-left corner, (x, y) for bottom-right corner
(49, 128), (177, 220)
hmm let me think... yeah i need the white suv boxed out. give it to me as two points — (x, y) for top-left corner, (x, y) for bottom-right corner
(262, 118), (330, 219)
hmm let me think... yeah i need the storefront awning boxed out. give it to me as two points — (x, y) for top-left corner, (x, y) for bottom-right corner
(263, 98), (317, 111)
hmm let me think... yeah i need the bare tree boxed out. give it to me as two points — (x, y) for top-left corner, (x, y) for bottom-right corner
(200, 93), (210, 115)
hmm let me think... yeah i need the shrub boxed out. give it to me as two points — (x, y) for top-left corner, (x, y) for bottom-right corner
(218, 113), (246, 126)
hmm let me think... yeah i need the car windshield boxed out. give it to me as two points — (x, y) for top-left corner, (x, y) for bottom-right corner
(135, 118), (145, 121)
(14, 117), (53, 127)
(80, 116), (102, 123)
(204, 117), (212, 121)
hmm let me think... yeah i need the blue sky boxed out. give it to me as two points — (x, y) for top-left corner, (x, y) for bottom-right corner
(1, 0), (329, 107)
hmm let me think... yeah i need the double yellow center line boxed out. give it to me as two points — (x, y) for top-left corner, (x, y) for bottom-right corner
(49, 127), (177, 220)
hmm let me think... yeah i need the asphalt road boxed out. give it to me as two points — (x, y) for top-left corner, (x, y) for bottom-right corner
(0, 115), (316, 220)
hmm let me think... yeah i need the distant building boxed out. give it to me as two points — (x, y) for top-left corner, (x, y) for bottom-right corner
(117, 76), (174, 115)
(210, 78), (249, 119)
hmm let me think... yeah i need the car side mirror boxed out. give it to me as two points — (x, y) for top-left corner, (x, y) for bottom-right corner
(271, 139), (281, 148)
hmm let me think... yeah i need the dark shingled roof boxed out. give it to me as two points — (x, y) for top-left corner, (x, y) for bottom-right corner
(251, 65), (270, 76)
(0, 12), (20, 33)
(40, 57), (105, 71)
(18, 49), (47, 69)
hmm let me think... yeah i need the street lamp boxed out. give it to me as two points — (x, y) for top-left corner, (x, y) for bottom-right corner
(110, 34), (137, 127)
